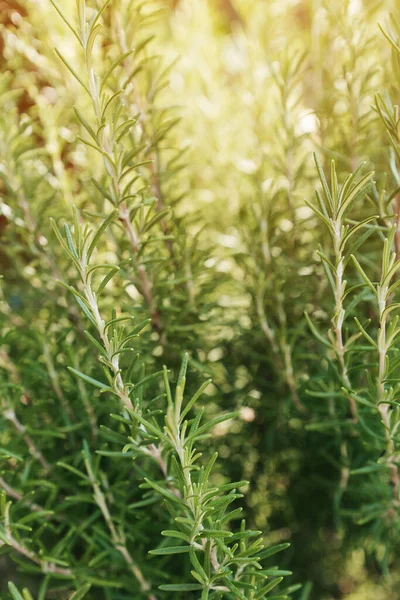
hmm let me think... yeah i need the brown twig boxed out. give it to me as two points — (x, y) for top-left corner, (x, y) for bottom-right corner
(0, 476), (66, 523)
(1, 502), (72, 576)
(0, 477), (42, 512)
(4, 408), (51, 472)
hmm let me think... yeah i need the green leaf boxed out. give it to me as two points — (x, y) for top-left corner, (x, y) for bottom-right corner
(87, 210), (118, 260)
(304, 312), (331, 348)
(200, 529), (233, 538)
(351, 255), (376, 295)
(255, 577), (284, 599)
(189, 546), (208, 583)
(158, 584), (203, 591)
(299, 582), (313, 600)
(259, 569), (292, 576)
(69, 585), (92, 600)
(337, 171), (374, 220)
(143, 208), (171, 234)
(74, 295), (97, 328)
(68, 367), (109, 390)
(313, 153), (334, 213)
(149, 546), (190, 555)
(50, 0), (82, 45)
(379, 23), (400, 55)
(51, 220), (81, 269)
(101, 51), (134, 92)
(350, 464), (390, 475)
(144, 477), (186, 506)
(185, 412), (238, 444)
(354, 318), (377, 349)
(74, 107), (98, 143)
(56, 461), (89, 481)
(84, 331), (107, 356)
(177, 352), (189, 387)
(305, 420), (353, 431)
(223, 577), (249, 600)
(91, 0), (113, 30)
(8, 583), (24, 600)
(86, 24), (102, 66)
(104, 315), (135, 330)
(161, 530), (190, 542)
(257, 543), (290, 560)
(79, 576), (123, 588)
(97, 267), (120, 295)
(128, 413), (169, 445)
(54, 48), (90, 94)
(180, 379), (212, 423)
(304, 199), (333, 231)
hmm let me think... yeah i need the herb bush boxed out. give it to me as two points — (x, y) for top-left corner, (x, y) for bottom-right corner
(2, 1), (400, 599)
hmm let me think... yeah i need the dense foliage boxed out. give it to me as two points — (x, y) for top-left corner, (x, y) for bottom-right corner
(2, 0), (400, 599)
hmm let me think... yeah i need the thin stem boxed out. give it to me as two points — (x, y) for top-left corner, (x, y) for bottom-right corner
(4, 408), (51, 472)
(256, 289), (305, 411)
(0, 477), (66, 523)
(118, 203), (164, 338)
(0, 478), (42, 513)
(73, 354), (98, 440)
(282, 341), (304, 412)
(79, 254), (174, 489)
(332, 221), (357, 421)
(114, 9), (183, 304)
(0, 349), (31, 405)
(1, 538), (73, 576)
(82, 277), (132, 410)
(164, 392), (224, 589)
(84, 455), (157, 599)
(114, 12), (169, 220)
(80, 25), (165, 340)
(5, 166), (84, 332)
(256, 290), (279, 356)
(1, 503), (72, 576)
(43, 341), (74, 420)
(395, 193), (400, 261)
(377, 289), (400, 503)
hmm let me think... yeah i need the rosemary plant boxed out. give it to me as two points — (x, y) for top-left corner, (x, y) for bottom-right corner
(4, 0), (400, 599)
(50, 203), (293, 598)
(0, 1), (291, 598)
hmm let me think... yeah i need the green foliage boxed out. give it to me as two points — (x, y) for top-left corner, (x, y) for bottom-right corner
(0, 1), (291, 599)
(3, 1), (400, 599)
